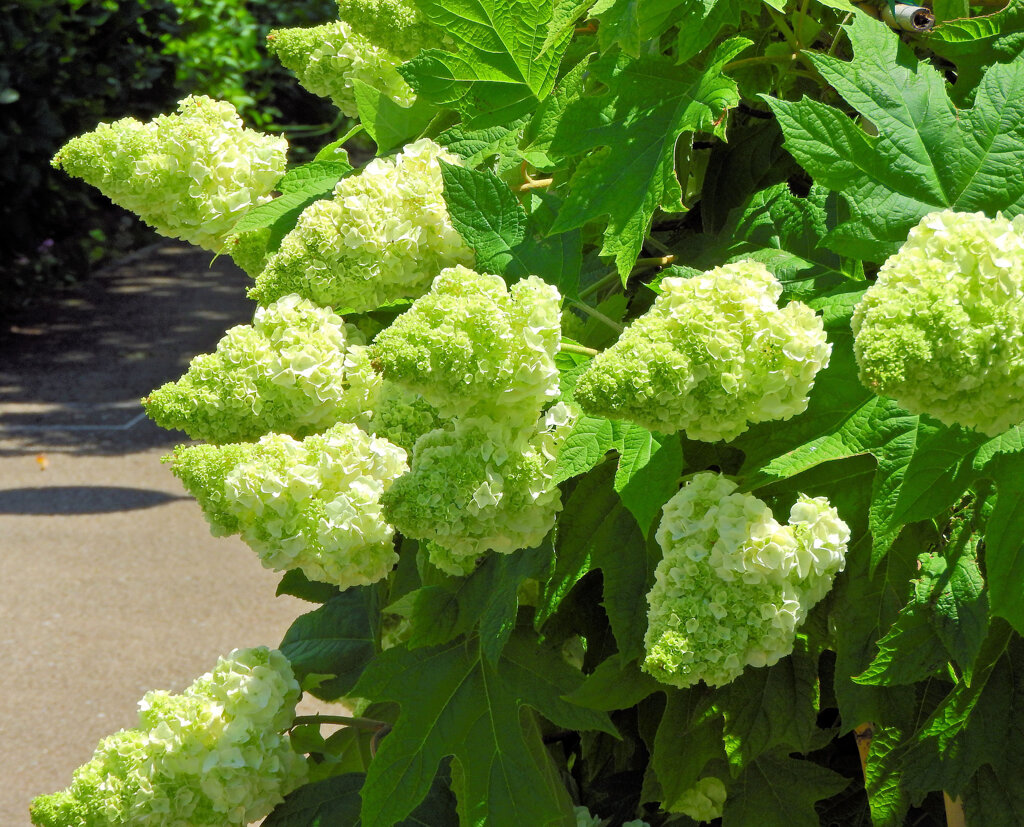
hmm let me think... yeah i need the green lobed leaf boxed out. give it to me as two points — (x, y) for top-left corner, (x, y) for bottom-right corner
(351, 630), (616, 826)
(713, 645), (820, 771)
(549, 38), (750, 277)
(589, 0), (687, 57)
(563, 653), (662, 710)
(722, 753), (850, 827)
(279, 588), (377, 700)
(980, 454), (1024, 635)
(613, 424), (684, 537)
(408, 542), (552, 663)
(403, 0), (573, 125)
(277, 569), (341, 604)
(439, 162), (582, 294)
(647, 686), (728, 813)
(768, 15), (1024, 262)
(552, 414), (617, 484)
(928, 0), (1024, 93)
(351, 80), (437, 154)
(437, 117), (528, 171)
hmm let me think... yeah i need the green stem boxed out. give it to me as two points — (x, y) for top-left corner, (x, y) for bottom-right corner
(723, 53), (798, 72)
(560, 341), (601, 357)
(569, 300), (625, 333)
(291, 714), (387, 731)
(578, 270), (621, 300)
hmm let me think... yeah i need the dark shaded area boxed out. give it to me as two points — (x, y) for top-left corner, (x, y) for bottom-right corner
(0, 242), (254, 455)
(0, 485), (187, 515)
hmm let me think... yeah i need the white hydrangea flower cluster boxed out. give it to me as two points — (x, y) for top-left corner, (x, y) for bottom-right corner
(266, 20), (413, 119)
(382, 404), (576, 573)
(51, 95), (287, 252)
(249, 139), (474, 312)
(573, 260), (831, 442)
(172, 423), (408, 587)
(370, 266), (562, 430)
(30, 647), (306, 827)
(145, 294), (380, 443)
(674, 777), (728, 823)
(644, 472), (849, 688)
(368, 379), (448, 454)
(852, 210), (1024, 436)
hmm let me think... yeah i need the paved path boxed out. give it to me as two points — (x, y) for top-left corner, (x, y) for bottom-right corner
(0, 244), (326, 824)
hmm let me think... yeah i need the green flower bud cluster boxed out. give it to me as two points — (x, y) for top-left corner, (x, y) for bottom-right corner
(382, 404), (576, 573)
(335, 0), (448, 58)
(224, 226), (273, 278)
(30, 647), (306, 827)
(370, 266), (562, 430)
(644, 472), (849, 688)
(574, 260), (831, 442)
(172, 423), (408, 588)
(249, 139), (474, 312)
(51, 95), (287, 253)
(266, 21), (413, 119)
(853, 210), (1024, 436)
(145, 294), (380, 443)
(673, 777), (728, 823)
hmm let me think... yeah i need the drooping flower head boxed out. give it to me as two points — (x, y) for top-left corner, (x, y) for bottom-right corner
(644, 472), (848, 688)
(266, 21), (413, 119)
(853, 210), (1024, 436)
(144, 294), (380, 443)
(30, 647), (307, 827)
(171, 423), (408, 588)
(370, 266), (562, 430)
(249, 139), (474, 312)
(335, 0), (448, 58)
(51, 95), (287, 252)
(382, 404), (575, 571)
(574, 260), (831, 442)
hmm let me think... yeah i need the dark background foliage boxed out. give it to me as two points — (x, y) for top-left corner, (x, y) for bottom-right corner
(0, 0), (339, 316)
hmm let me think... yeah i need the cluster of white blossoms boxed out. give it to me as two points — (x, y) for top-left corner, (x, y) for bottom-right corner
(335, 0), (447, 58)
(673, 778), (728, 823)
(853, 209), (1024, 436)
(51, 95), (287, 252)
(370, 267), (562, 430)
(573, 260), (831, 442)
(30, 648), (306, 827)
(144, 295), (380, 443)
(644, 472), (849, 688)
(383, 405), (575, 573)
(266, 20), (413, 119)
(172, 424), (408, 587)
(249, 139), (474, 311)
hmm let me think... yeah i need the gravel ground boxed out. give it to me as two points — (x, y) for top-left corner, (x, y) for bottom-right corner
(0, 244), (327, 824)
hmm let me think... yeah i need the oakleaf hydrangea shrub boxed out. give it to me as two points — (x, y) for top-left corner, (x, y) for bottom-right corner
(51, 95), (287, 253)
(249, 138), (474, 310)
(644, 472), (849, 688)
(266, 21), (413, 119)
(40, 2), (1024, 824)
(574, 260), (831, 441)
(30, 647), (306, 826)
(172, 423), (408, 587)
(853, 209), (1024, 436)
(144, 294), (380, 443)
(370, 266), (562, 429)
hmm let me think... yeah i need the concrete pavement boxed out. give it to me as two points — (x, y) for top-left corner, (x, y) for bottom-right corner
(0, 244), (329, 824)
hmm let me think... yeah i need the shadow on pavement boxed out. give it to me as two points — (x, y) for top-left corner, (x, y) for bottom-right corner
(0, 242), (254, 456)
(0, 485), (188, 514)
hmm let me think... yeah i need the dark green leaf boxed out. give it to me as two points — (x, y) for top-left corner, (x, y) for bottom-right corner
(563, 654), (662, 710)
(984, 454), (1024, 634)
(613, 425), (683, 537)
(352, 79), (437, 153)
(549, 39), (749, 277)
(769, 15), (1024, 262)
(277, 569), (341, 604)
(352, 630), (615, 826)
(280, 588), (377, 700)
(722, 753), (850, 827)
